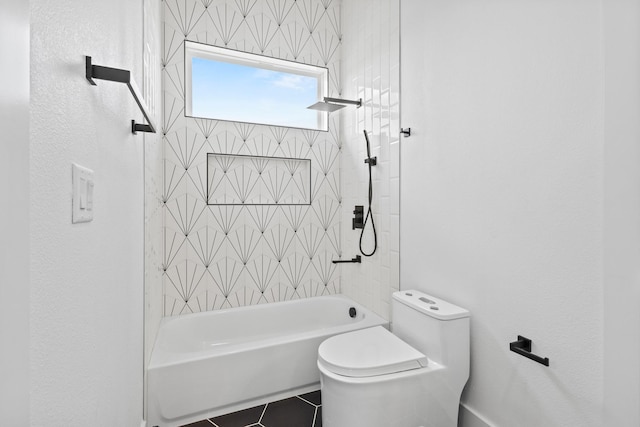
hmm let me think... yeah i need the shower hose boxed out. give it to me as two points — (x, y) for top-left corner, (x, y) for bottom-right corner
(360, 130), (378, 257)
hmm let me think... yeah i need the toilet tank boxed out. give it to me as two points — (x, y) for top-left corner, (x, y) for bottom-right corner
(391, 290), (470, 374)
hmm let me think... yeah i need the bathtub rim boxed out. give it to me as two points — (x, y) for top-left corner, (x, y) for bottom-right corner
(148, 294), (387, 370)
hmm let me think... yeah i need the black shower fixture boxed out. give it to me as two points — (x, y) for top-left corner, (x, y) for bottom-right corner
(331, 256), (362, 264)
(352, 205), (364, 230)
(359, 130), (378, 257)
(307, 97), (362, 112)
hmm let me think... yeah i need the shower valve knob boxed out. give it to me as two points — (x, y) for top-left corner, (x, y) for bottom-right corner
(352, 205), (364, 230)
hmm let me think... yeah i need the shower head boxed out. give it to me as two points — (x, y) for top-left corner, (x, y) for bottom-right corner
(307, 100), (346, 113)
(307, 97), (362, 112)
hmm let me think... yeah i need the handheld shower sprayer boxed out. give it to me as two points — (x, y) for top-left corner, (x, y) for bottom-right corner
(359, 130), (378, 257)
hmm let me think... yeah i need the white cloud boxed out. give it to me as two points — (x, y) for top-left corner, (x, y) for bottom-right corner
(272, 74), (309, 90)
(253, 69), (313, 91)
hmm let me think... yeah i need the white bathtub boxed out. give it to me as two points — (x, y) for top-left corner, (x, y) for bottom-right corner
(147, 295), (387, 427)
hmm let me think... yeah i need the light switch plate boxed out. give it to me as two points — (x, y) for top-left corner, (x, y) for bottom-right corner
(72, 163), (94, 223)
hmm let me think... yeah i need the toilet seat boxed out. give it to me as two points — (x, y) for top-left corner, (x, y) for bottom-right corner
(318, 326), (428, 378)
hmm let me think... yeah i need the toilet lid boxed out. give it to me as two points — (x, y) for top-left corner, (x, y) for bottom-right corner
(318, 326), (428, 378)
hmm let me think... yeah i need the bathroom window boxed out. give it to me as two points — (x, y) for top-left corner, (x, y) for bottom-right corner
(185, 41), (328, 131)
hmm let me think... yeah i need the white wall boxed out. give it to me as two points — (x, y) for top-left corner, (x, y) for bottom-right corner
(0, 0), (30, 425)
(30, 0), (145, 425)
(340, 0), (400, 320)
(602, 0), (640, 425)
(401, 1), (604, 426)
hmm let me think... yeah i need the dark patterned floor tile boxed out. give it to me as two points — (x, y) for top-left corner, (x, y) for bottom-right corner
(261, 397), (316, 427)
(298, 390), (321, 406)
(181, 420), (214, 427)
(210, 404), (265, 427)
(314, 406), (322, 427)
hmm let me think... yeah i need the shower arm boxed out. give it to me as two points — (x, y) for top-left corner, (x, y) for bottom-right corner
(323, 97), (362, 108)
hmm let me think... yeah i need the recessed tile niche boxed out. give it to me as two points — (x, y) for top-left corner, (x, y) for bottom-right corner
(207, 153), (311, 206)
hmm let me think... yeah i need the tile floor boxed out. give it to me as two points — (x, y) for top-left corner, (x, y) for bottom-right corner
(182, 390), (322, 427)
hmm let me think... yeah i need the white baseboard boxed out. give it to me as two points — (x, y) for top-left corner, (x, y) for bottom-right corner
(459, 403), (494, 427)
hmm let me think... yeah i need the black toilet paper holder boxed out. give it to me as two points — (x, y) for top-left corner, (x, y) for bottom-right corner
(509, 335), (550, 367)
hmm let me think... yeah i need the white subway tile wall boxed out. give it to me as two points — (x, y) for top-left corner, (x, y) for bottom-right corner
(144, 0), (164, 367)
(339, 0), (400, 320)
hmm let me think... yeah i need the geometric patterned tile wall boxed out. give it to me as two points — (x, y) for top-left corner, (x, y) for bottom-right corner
(207, 154), (312, 205)
(162, 0), (343, 315)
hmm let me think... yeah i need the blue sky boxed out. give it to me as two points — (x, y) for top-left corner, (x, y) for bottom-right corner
(191, 57), (322, 129)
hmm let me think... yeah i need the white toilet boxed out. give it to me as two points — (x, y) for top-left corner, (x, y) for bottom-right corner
(317, 290), (470, 427)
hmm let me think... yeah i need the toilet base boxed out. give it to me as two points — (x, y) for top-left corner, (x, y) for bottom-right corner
(319, 362), (462, 427)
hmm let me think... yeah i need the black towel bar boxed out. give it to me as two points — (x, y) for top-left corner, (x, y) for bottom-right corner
(85, 56), (156, 134)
